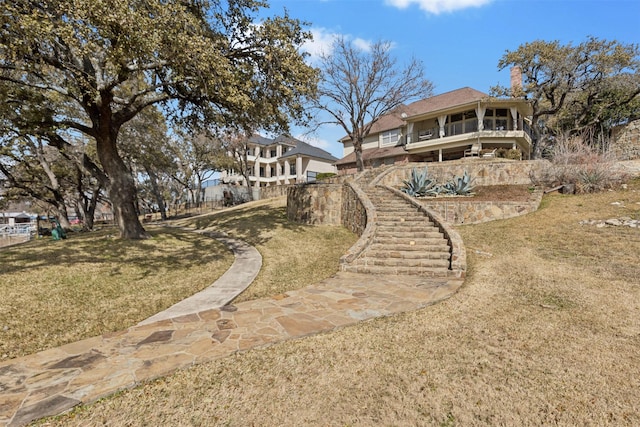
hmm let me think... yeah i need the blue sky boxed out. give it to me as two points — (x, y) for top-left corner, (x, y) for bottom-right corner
(259, 0), (640, 158)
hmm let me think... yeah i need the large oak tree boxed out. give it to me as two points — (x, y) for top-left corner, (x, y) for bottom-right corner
(0, 0), (317, 238)
(493, 37), (640, 157)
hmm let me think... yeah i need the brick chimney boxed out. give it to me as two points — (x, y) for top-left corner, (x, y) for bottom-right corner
(510, 66), (523, 95)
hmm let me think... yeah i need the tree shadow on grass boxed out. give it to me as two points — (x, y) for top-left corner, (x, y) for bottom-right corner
(0, 227), (230, 276)
(185, 204), (308, 247)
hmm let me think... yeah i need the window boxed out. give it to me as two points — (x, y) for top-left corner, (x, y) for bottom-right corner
(307, 171), (317, 182)
(483, 108), (509, 130)
(290, 164), (296, 175)
(270, 149), (277, 158)
(449, 111), (478, 135)
(259, 167), (265, 177)
(381, 129), (399, 146)
(270, 166), (275, 177)
(463, 111), (477, 132)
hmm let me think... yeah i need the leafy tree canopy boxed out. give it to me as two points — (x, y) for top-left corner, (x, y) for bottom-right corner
(492, 36), (640, 156)
(1, 0), (317, 238)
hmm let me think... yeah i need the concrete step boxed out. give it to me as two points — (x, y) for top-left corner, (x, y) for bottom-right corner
(376, 219), (430, 226)
(376, 222), (440, 233)
(375, 210), (424, 217)
(342, 264), (450, 277)
(368, 242), (451, 252)
(365, 249), (451, 260)
(353, 186), (454, 277)
(372, 236), (446, 245)
(353, 257), (450, 268)
(376, 230), (443, 239)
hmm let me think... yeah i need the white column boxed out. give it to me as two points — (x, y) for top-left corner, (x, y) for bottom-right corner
(296, 156), (303, 181)
(510, 107), (519, 130)
(284, 160), (290, 184)
(407, 122), (414, 144)
(438, 149), (443, 162)
(476, 105), (486, 131)
(438, 115), (447, 137)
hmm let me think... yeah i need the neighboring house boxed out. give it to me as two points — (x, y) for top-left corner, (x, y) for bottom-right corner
(220, 134), (338, 187)
(0, 211), (34, 226)
(335, 86), (533, 174)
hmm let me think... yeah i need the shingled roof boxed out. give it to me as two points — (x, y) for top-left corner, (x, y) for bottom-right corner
(404, 87), (489, 118)
(248, 134), (279, 146)
(339, 87), (490, 142)
(334, 145), (407, 166)
(279, 137), (338, 162)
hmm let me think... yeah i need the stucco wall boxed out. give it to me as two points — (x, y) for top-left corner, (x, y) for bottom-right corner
(306, 158), (337, 174)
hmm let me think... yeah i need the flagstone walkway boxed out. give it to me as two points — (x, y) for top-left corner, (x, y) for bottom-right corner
(1, 269), (463, 427)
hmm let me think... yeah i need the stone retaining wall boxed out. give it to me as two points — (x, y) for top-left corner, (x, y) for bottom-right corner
(259, 185), (290, 200)
(418, 190), (543, 225)
(341, 183), (368, 235)
(372, 159), (546, 188)
(286, 183), (343, 225)
(613, 119), (640, 161)
(287, 160), (548, 229)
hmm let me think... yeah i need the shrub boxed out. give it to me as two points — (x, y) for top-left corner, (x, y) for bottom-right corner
(531, 135), (627, 193)
(315, 172), (337, 181)
(441, 170), (476, 195)
(402, 167), (475, 197)
(401, 166), (437, 197)
(496, 148), (522, 160)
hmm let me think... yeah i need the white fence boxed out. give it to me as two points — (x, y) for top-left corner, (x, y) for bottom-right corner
(0, 224), (35, 237)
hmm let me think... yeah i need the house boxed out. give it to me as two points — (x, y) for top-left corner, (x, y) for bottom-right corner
(220, 134), (338, 187)
(335, 85), (533, 174)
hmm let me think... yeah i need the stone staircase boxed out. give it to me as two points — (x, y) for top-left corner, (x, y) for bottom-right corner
(342, 185), (453, 277)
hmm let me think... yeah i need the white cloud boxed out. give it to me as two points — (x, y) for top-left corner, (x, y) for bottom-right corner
(302, 29), (376, 63)
(302, 28), (340, 62)
(384, 0), (493, 15)
(353, 38), (373, 52)
(294, 133), (332, 151)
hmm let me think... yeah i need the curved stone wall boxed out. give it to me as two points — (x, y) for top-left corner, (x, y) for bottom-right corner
(418, 191), (543, 225)
(372, 159), (546, 188)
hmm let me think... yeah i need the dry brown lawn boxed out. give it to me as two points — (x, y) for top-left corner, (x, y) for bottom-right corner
(174, 198), (358, 303)
(36, 181), (640, 425)
(1, 198), (356, 360)
(0, 227), (234, 359)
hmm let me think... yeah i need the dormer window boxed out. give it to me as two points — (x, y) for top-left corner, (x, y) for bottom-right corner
(381, 129), (399, 146)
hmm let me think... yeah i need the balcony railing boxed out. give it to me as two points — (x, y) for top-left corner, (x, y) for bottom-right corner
(412, 121), (531, 144)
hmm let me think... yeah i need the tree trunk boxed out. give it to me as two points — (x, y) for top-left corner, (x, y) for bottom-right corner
(354, 137), (365, 172)
(82, 187), (100, 231)
(52, 205), (72, 230)
(95, 132), (148, 239)
(146, 166), (167, 221)
(240, 149), (253, 201)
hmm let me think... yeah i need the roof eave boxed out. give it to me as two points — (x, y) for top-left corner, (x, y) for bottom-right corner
(406, 98), (532, 122)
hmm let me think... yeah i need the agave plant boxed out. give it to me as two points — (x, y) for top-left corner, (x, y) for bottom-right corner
(442, 170), (475, 195)
(401, 167), (436, 197)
